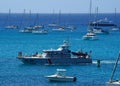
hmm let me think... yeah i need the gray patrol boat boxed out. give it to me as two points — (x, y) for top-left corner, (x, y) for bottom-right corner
(17, 41), (92, 65)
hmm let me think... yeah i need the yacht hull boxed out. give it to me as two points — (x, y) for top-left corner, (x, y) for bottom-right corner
(18, 57), (92, 65)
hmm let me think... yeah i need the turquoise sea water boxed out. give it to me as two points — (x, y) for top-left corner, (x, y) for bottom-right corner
(0, 13), (120, 86)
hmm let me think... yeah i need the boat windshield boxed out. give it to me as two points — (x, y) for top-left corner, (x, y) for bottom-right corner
(56, 69), (66, 76)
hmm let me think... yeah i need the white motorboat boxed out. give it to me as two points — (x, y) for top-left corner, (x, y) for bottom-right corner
(93, 27), (109, 34)
(19, 27), (34, 33)
(52, 27), (65, 32)
(5, 25), (18, 29)
(32, 30), (48, 34)
(45, 69), (76, 82)
(106, 53), (120, 86)
(48, 23), (59, 27)
(33, 25), (43, 29)
(66, 25), (76, 30)
(82, 30), (98, 40)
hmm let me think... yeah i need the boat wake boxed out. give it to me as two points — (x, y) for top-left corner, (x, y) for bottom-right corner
(93, 60), (120, 64)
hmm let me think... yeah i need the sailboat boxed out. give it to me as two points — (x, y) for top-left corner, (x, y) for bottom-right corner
(48, 10), (59, 28)
(65, 14), (76, 31)
(52, 10), (65, 32)
(19, 10), (35, 33)
(106, 52), (120, 86)
(90, 7), (116, 27)
(91, 7), (109, 35)
(5, 9), (18, 29)
(33, 13), (44, 29)
(111, 8), (120, 31)
(32, 13), (48, 34)
(82, 0), (98, 40)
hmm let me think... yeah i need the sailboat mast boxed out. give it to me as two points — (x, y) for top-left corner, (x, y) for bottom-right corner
(96, 6), (98, 22)
(89, 0), (92, 22)
(8, 9), (11, 26)
(96, 6), (98, 27)
(52, 9), (55, 24)
(26, 10), (32, 27)
(20, 9), (26, 29)
(58, 10), (61, 26)
(9, 9), (11, 18)
(93, 7), (98, 26)
(109, 52), (120, 82)
(29, 10), (32, 26)
(88, 0), (92, 30)
(114, 8), (117, 25)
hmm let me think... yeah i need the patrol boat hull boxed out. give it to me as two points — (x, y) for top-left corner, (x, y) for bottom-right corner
(18, 57), (92, 65)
